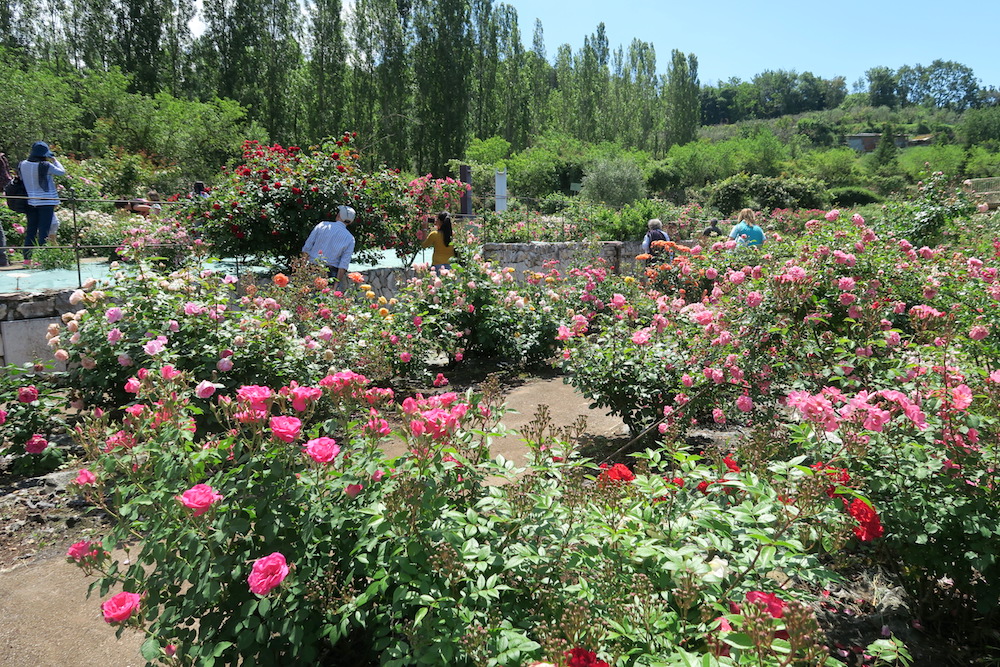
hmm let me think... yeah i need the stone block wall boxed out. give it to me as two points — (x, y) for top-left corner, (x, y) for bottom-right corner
(0, 290), (77, 368)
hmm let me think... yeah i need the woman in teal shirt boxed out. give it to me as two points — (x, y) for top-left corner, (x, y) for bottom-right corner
(728, 208), (766, 247)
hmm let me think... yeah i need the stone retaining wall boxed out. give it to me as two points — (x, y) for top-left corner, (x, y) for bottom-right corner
(0, 290), (77, 368)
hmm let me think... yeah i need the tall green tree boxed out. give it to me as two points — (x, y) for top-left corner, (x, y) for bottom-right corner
(113, 0), (171, 94)
(305, 0), (346, 143)
(665, 49), (699, 148)
(524, 20), (551, 140)
(572, 23), (609, 143)
(494, 4), (529, 150)
(469, 0), (500, 140)
(198, 0), (305, 142)
(411, 0), (471, 173)
(866, 66), (898, 108)
(350, 0), (412, 166)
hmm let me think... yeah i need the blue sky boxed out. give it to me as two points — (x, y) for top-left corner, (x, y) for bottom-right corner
(501, 0), (1000, 90)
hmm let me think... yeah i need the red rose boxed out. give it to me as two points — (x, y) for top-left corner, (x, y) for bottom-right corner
(18, 385), (39, 403)
(598, 462), (635, 482)
(844, 497), (884, 541)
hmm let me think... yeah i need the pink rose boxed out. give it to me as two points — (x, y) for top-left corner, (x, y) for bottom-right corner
(124, 377), (141, 393)
(160, 364), (181, 380)
(67, 539), (99, 563)
(195, 380), (217, 399)
(102, 591), (142, 623)
(736, 395), (753, 413)
(433, 373), (449, 387)
(107, 328), (123, 343)
(269, 416), (302, 442)
(25, 434), (48, 454)
(399, 352), (412, 363)
(74, 468), (97, 485)
(177, 483), (223, 517)
(345, 483), (364, 498)
(117, 353), (133, 366)
(969, 325), (990, 341)
(825, 209), (840, 222)
(237, 385), (273, 410)
(304, 436), (340, 463)
(289, 385), (323, 412)
(247, 552), (289, 596)
(143, 338), (166, 355)
(372, 470), (385, 482)
(17, 385), (39, 403)
(0, 409), (6, 425)
(217, 358), (234, 372)
(105, 307), (123, 323)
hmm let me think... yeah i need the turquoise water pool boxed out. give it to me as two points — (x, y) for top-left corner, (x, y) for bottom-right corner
(0, 249), (430, 293)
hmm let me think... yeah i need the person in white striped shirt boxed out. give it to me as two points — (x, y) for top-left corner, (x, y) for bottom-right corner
(302, 205), (357, 289)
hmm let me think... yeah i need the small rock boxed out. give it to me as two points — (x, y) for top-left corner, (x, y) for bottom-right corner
(41, 470), (77, 492)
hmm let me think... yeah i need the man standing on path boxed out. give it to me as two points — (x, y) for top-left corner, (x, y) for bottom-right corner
(302, 205), (357, 289)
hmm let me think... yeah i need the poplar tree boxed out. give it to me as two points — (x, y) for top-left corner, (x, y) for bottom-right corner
(665, 49), (699, 147)
(411, 0), (470, 174)
(306, 0), (346, 142)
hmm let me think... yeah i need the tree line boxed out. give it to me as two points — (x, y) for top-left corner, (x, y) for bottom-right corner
(2, 0), (997, 176)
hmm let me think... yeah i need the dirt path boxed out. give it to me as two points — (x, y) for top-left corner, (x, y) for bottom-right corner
(0, 376), (624, 667)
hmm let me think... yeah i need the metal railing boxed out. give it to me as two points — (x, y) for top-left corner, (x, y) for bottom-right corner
(3, 189), (194, 289)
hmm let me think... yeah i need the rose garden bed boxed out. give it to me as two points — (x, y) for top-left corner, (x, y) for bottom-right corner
(2, 192), (1000, 666)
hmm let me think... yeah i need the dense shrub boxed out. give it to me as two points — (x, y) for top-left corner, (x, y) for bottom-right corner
(538, 192), (574, 214)
(71, 366), (857, 665)
(827, 186), (882, 207)
(558, 207), (1000, 632)
(708, 173), (826, 215)
(0, 365), (66, 476)
(880, 169), (975, 245)
(579, 156), (647, 208)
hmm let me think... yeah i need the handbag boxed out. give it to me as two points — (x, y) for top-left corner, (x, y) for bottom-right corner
(4, 175), (28, 213)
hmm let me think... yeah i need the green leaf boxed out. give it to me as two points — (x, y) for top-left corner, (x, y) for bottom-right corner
(140, 637), (161, 660)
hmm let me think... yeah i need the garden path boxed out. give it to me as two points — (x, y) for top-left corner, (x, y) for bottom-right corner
(0, 376), (626, 667)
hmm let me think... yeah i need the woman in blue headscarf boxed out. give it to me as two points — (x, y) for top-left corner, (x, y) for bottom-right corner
(18, 141), (65, 260)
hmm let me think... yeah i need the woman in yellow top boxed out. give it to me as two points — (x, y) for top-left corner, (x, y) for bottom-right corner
(421, 211), (456, 269)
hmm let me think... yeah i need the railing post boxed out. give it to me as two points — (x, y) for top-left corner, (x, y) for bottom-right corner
(67, 188), (83, 287)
